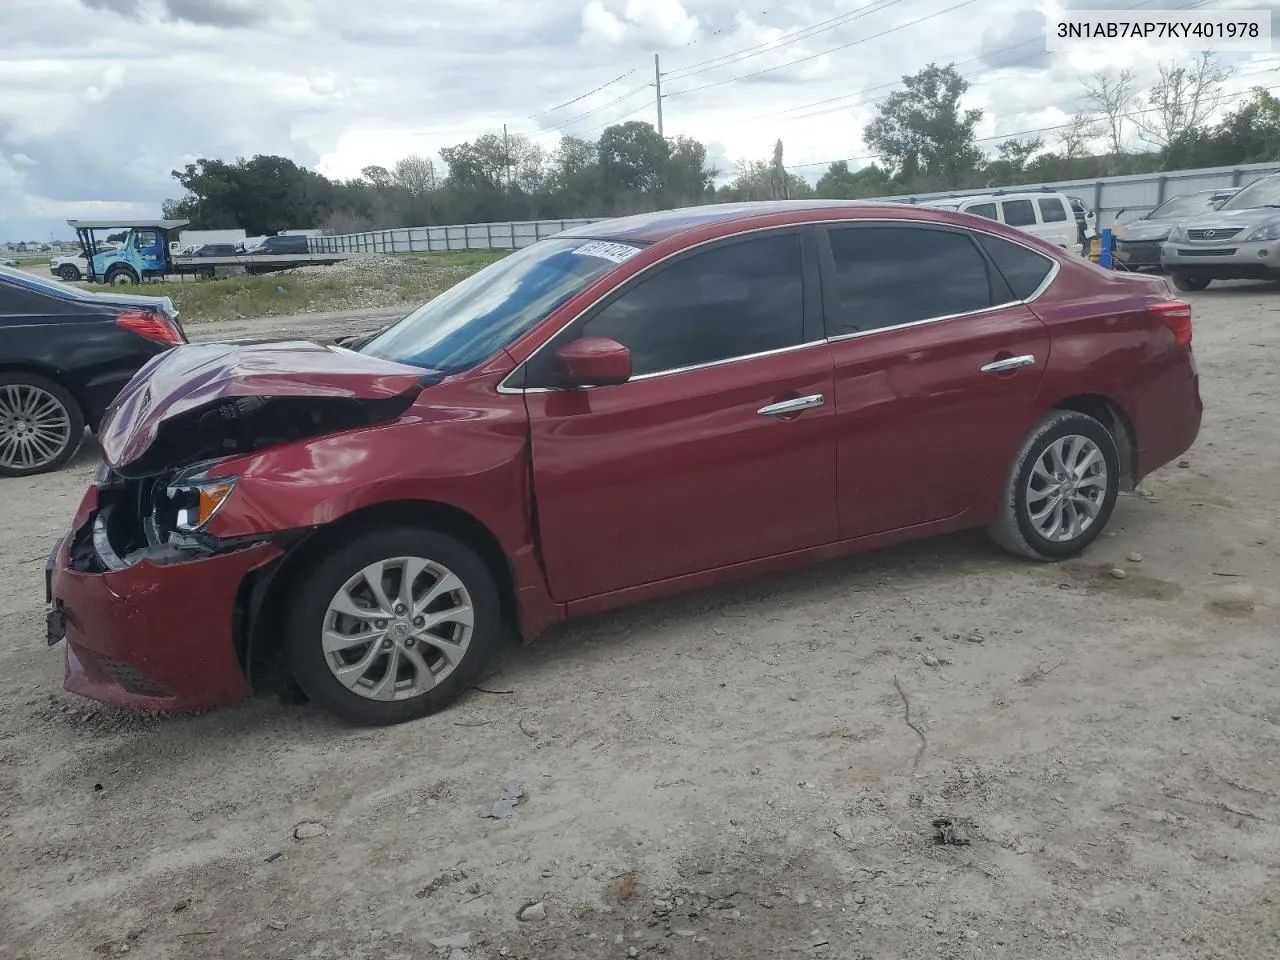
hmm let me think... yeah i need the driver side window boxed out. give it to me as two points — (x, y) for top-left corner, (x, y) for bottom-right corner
(542, 231), (805, 382)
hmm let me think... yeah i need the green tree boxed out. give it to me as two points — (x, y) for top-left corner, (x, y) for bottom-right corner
(598, 121), (670, 198)
(814, 161), (892, 199)
(864, 63), (984, 189)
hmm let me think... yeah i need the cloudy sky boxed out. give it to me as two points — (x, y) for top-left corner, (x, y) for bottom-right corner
(2, 0), (1277, 240)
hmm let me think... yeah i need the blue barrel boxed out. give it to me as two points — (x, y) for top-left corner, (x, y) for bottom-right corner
(1100, 228), (1114, 269)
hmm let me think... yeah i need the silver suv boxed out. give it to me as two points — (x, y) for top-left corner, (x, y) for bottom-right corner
(1161, 172), (1280, 290)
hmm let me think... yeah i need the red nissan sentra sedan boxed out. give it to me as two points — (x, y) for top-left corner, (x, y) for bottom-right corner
(44, 201), (1202, 725)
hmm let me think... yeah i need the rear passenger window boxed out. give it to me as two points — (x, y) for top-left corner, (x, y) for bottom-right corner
(824, 226), (992, 335)
(975, 233), (1054, 300)
(1038, 198), (1068, 222)
(1002, 199), (1036, 227)
(967, 203), (997, 220)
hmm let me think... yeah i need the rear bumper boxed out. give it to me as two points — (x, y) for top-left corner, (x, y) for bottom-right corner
(48, 532), (283, 711)
(1133, 349), (1203, 484)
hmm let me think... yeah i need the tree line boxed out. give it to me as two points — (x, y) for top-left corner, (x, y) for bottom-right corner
(163, 54), (1278, 237)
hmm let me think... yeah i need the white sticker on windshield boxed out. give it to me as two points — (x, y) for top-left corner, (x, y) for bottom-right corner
(572, 240), (642, 264)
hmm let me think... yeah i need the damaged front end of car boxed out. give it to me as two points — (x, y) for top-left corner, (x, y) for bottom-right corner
(47, 339), (433, 711)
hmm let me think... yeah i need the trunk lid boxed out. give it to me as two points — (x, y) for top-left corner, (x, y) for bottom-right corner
(99, 340), (431, 472)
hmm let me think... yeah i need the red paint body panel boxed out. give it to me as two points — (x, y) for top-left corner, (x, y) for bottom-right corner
(98, 340), (427, 468)
(45, 201), (1203, 715)
(1023, 260), (1202, 485)
(827, 303), (1049, 537)
(526, 344), (837, 601)
(53, 536), (281, 709)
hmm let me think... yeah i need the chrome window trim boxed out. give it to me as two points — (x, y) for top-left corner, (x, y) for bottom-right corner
(496, 217), (1061, 395)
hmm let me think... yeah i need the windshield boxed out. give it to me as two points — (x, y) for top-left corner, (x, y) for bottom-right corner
(1148, 194), (1215, 220)
(1219, 175), (1280, 211)
(360, 237), (642, 373)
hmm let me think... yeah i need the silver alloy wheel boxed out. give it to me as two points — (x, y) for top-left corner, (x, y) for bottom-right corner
(321, 556), (474, 701)
(0, 383), (73, 472)
(1025, 434), (1109, 543)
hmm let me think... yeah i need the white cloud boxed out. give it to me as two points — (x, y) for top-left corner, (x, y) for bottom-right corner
(582, 0), (700, 46)
(85, 63), (125, 103)
(582, 1), (626, 43)
(0, 0), (1269, 238)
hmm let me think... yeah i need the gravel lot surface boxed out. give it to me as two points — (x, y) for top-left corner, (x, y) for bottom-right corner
(1, 284), (1277, 960)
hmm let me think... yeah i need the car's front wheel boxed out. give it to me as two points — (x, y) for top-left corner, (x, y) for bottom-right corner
(284, 527), (502, 725)
(57, 264), (82, 281)
(988, 410), (1120, 561)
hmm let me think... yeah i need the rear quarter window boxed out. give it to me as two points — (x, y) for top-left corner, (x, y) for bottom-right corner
(1001, 199), (1037, 227)
(1038, 198), (1069, 223)
(974, 233), (1055, 300)
(966, 202), (997, 220)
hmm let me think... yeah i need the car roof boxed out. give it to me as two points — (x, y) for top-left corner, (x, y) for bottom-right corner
(558, 200), (880, 243)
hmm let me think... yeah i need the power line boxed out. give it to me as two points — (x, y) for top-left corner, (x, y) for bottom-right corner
(661, 0), (915, 84)
(530, 68), (638, 119)
(666, 0), (982, 99)
(543, 0), (917, 135)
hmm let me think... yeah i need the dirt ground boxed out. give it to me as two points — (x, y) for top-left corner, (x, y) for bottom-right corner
(1, 285), (1277, 960)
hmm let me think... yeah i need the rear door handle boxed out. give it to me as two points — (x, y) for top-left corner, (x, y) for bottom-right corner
(758, 394), (824, 416)
(980, 354), (1036, 374)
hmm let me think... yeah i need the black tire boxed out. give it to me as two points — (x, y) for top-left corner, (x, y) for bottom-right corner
(0, 372), (86, 478)
(57, 265), (81, 281)
(284, 526), (502, 726)
(1171, 274), (1211, 292)
(103, 265), (138, 286)
(987, 410), (1120, 561)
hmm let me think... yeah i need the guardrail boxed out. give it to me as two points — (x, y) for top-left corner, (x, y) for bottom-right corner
(310, 219), (605, 255)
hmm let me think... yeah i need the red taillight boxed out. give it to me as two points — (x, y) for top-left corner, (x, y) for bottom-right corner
(1148, 299), (1192, 348)
(115, 310), (183, 346)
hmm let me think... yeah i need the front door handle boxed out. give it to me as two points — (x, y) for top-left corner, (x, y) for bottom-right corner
(758, 394), (824, 416)
(980, 354), (1036, 374)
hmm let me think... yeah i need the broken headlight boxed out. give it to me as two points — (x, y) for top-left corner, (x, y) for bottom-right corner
(164, 471), (239, 533)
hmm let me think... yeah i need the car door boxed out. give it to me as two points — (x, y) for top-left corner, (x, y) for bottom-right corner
(134, 229), (166, 275)
(817, 222), (1052, 539)
(520, 227), (838, 602)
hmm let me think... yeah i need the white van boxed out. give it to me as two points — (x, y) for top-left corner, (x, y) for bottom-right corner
(925, 191), (1080, 250)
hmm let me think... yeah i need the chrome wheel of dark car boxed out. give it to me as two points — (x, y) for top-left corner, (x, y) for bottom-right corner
(285, 527), (500, 725)
(0, 374), (84, 477)
(322, 556), (475, 701)
(988, 410), (1120, 561)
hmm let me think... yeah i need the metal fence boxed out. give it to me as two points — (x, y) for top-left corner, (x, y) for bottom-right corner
(308, 162), (1280, 254)
(310, 218), (604, 254)
(867, 160), (1280, 224)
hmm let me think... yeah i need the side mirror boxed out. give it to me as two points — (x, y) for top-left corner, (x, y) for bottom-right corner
(555, 336), (632, 387)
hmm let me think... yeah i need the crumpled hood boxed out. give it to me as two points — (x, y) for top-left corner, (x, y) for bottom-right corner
(98, 340), (429, 469)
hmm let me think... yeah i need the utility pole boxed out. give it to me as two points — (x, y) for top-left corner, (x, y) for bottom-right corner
(503, 123), (511, 193)
(654, 54), (664, 138)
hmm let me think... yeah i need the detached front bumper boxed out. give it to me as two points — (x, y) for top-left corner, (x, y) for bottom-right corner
(1161, 238), (1280, 280)
(46, 525), (283, 711)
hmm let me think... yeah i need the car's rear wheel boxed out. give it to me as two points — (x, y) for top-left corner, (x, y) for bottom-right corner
(57, 264), (81, 281)
(987, 410), (1120, 561)
(1171, 274), (1211, 292)
(0, 373), (85, 477)
(284, 527), (501, 726)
